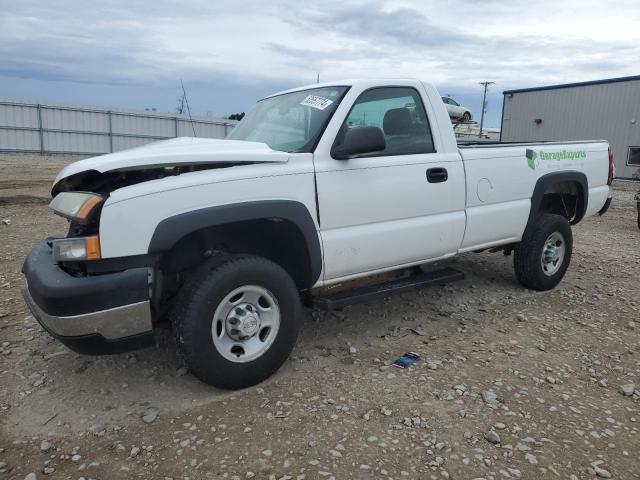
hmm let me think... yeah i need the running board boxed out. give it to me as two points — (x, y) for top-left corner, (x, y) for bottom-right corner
(311, 267), (464, 311)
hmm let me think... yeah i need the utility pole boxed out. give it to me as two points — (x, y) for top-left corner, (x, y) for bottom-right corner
(478, 81), (495, 136)
(316, 72), (320, 83)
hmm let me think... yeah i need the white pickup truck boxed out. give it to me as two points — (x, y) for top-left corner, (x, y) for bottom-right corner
(22, 79), (614, 389)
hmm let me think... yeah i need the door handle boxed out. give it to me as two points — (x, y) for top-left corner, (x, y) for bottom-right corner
(426, 167), (448, 183)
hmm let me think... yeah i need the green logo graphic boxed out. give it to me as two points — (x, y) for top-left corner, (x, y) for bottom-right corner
(526, 148), (587, 170)
(526, 149), (537, 170)
(539, 149), (587, 161)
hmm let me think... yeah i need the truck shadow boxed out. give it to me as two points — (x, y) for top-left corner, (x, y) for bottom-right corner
(295, 252), (521, 351)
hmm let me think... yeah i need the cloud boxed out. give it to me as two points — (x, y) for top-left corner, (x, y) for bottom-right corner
(1, 0), (640, 126)
(280, 2), (469, 48)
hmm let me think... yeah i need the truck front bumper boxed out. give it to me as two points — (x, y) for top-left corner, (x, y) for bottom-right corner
(21, 239), (155, 355)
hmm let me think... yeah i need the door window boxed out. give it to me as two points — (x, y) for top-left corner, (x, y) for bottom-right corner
(338, 87), (436, 157)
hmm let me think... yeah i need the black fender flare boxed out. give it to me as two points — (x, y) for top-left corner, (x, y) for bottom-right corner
(526, 171), (588, 230)
(148, 200), (322, 287)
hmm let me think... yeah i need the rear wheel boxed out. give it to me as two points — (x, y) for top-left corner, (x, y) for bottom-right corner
(172, 255), (301, 389)
(514, 214), (573, 291)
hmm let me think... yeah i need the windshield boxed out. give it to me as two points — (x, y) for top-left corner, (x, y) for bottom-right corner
(227, 86), (349, 152)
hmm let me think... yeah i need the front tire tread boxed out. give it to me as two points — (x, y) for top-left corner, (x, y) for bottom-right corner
(171, 255), (301, 389)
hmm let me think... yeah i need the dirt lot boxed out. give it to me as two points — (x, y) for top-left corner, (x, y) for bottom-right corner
(1, 153), (639, 480)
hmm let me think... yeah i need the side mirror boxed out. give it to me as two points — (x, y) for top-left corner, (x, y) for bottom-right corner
(331, 126), (386, 160)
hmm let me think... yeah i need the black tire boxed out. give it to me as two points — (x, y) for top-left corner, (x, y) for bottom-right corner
(514, 213), (573, 291)
(462, 111), (471, 123)
(172, 255), (301, 389)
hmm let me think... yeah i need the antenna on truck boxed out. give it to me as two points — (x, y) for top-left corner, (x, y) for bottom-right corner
(180, 79), (197, 137)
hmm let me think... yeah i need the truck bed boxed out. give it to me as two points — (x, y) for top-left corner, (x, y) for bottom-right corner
(454, 138), (610, 253)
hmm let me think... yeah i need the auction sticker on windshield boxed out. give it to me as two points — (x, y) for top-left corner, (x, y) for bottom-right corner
(300, 95), (333, 110)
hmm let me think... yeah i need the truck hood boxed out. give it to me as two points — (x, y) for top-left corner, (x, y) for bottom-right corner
(53, 137), (289, 190)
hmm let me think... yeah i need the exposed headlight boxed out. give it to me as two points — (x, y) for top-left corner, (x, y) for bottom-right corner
(52, 236), (101, 262)
(49, 192), (103, 224)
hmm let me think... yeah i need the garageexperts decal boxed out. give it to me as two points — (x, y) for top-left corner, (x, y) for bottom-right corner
(526, 148), (587, 171)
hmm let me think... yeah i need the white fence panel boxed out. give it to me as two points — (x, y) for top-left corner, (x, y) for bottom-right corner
(112, 136), (157, 151)
(0, 100), (237, 155)
(0, 128), (40, 151)
(112, 113), (175, 138)
(0, 103), (39, 128)
(42, 107), (109, 134)
(177, 119), (229, 138)
(44, 131), (110, 154)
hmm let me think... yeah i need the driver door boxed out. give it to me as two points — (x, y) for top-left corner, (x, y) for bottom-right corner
(313, 86), (466, 282)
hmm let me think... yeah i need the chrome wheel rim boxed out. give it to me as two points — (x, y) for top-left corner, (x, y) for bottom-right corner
(212, 285), (280, 363)
(541, 232), (565, 276)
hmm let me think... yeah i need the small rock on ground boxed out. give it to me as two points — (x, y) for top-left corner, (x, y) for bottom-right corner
(484, 430), (501, 444)
(142, 407), (159, 423)
(619, 383), (635, 396)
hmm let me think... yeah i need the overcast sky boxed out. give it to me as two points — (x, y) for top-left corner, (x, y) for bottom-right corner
(2, 0), (639, 128)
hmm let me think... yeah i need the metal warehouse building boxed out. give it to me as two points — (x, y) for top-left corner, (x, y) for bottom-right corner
(500, 75), (640, 179)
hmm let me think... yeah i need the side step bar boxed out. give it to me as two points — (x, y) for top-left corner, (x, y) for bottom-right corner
(311, 267), (464, 311)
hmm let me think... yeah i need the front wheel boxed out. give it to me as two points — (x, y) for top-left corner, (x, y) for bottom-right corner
(514, 214), (573, 291)
(462, 112), (471, 123)
(172, 255), (301, 389)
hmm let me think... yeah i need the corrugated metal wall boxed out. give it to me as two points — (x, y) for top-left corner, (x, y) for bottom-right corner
(0, 100), (237, 155)
(501, 80), (640, 179)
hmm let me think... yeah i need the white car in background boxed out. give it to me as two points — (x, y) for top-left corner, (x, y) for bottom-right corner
(442, 96), (472, 123)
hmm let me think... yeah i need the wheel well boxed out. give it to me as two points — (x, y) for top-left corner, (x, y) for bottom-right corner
(538, 180), (585, 225)
(159, 218), (314, 290)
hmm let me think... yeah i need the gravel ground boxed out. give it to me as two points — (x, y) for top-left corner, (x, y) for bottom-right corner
(1, 153), (639, 480)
